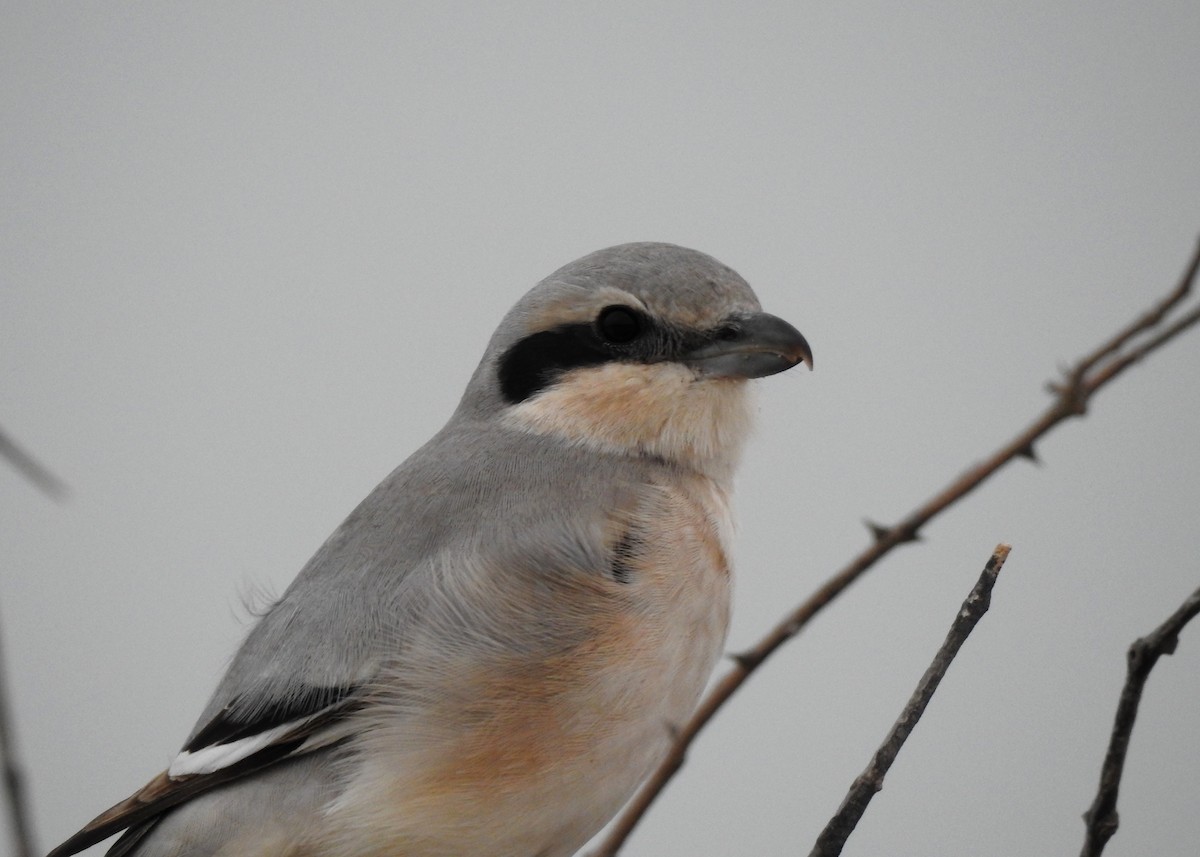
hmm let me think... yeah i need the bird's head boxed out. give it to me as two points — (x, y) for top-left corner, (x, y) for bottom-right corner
(459, 243), (811, 480)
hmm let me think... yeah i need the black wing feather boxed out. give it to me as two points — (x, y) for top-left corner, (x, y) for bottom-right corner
(184, 683), (358, 752)
(47, 686), (362, 857)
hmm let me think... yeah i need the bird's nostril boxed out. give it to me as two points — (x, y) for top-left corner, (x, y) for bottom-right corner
(715, 324), (740, 341)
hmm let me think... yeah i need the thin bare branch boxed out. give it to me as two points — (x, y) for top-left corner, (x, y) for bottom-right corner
(589, 237), (1200, 856)
(0, 425), (68, 500)
(1080, 302), (1200, 394)
(0, 425), (61, 853)
(809, 544), (1009, 857)
(1069, 237), (1200, 381)
(1080, 584), (1200, 857)
(0, 613), (36, 857)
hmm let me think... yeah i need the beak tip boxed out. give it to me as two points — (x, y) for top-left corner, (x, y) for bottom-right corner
(685, 313), (812, 379)
(794, 336), (814, 372)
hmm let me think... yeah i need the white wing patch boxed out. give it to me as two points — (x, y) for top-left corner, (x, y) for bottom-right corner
(167, 719), (306, 777)
(167, 705), (361, 778)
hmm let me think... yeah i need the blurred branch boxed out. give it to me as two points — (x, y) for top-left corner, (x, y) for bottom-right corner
(0, 425), (67, 500)
(0, 613), (36, 857)
(810, 544), (1009, 857)
(1080, 584), (1200, 857)
(589, 237), (1200, 856)
(0, 423), (66, 855)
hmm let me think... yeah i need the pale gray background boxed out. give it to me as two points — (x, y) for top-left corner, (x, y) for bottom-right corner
(4, 4), (1200, 856)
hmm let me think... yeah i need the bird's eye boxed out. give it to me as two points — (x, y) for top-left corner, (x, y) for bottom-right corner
(596, 306), (643, 344)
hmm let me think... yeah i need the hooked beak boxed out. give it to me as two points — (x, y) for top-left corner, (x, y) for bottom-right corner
(684, 311), (813, 379)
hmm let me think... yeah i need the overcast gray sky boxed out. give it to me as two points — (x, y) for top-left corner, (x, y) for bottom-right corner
(3, 4), (1200, 856)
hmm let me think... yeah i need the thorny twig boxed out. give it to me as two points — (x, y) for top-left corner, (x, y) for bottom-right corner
(809, 544), (1009, 857)
(1080, 585), (1200, 857)
(588, 238), (1200, 856)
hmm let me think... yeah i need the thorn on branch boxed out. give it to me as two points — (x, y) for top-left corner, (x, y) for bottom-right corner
(864, 520), (890, 543)
(1016, 442), (1040, 464)
(863, 520), (922, 545)
(730, 650), (761, 671)
(1047, 376), (1089, 416)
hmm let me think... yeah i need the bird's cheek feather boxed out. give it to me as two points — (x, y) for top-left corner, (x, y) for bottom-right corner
(502, 362), (753, 477)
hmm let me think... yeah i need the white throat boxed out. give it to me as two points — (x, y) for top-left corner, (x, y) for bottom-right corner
(502, 362), (755, 485)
